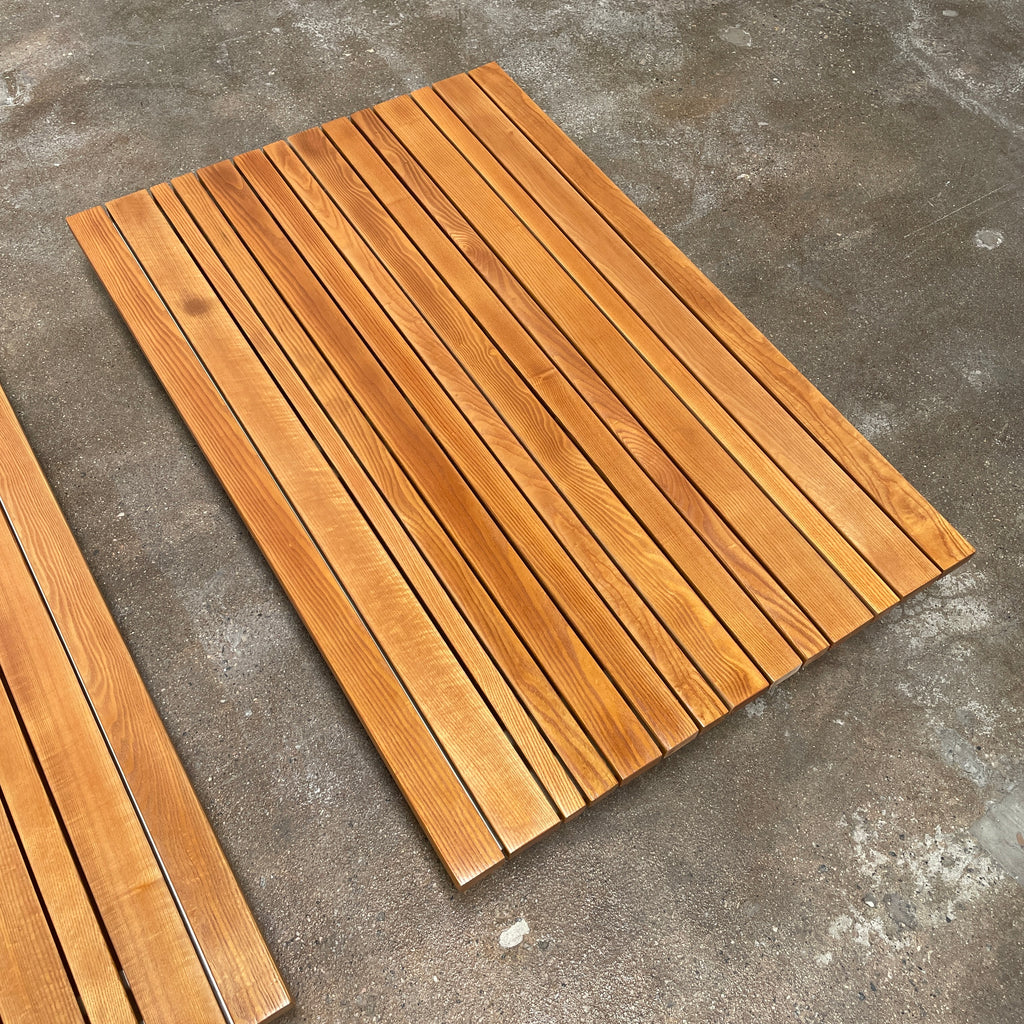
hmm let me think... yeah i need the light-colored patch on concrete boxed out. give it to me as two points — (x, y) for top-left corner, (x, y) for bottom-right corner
(719, 25), (752, 48)
(887, 567), (993, 653)
(934, 726), (991, 787)
(498, 918), (529, 948)
(974, 227), (1005, 249)
(972, 787), (1024, 887)
(744, 697), (766, 718)
(836, 809), (1004, 951)
(854, 408), (895, 442)
(0, 68), (31, 107)
(895, 2), (1024, 136)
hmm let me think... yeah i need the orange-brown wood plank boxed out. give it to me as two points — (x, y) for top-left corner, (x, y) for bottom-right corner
(322, 116), (830, 664)
(194, 157), (672, 771)
(157, 178), (606, 815)
(0, 384), (288, 1024)
(470, 61), (973, 574)
(67, 204), (504, 889)
(0, 739), (86, 1024)
(0, 492), (225, 1024)
(0, 670), (136, 1024)
(105, 188), (559, 855)
(278, 128), (785, 702)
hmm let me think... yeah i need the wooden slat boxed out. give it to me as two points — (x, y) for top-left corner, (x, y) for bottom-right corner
(105, 187), (559, 855)
(0, 384), (288, 1024)
(194, 157), (672, 771)
(0, 751), (86, 1024)
(67, 204), (504, 889)
(322, 116), (830, 663)
(0, 490), (224, 1024)
(470, 61), (974, 573)
(0, 670), (136, 1024)
(359, 100), (880, 643)
(150, 180), (587, 819)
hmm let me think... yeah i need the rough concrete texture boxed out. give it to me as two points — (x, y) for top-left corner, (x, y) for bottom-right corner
(1, 2), (1021, 1021)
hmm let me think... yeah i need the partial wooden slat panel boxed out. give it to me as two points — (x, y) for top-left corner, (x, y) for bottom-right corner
(0, 671), (136, 1024)
(0, 748), (86, 1024)
(67, 204), (503, 889)
(106, 188), (559, 855)
(229, 149), (703, 752)
(195, 158), (670, 772)
(0, 487), (224, 1024)
(433, 74), (938, 599)
(471, 61), (973, 573)
(159, 175), (608, 811)
(266, 138), (747, 722)
(358, 101), (877, 643)
(323, 116), (829, 664)
(0, 383), (289, 1024)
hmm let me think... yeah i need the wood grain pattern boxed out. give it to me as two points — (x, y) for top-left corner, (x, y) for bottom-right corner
(0, 382), (289, 1024)
(0, 492), (225, 1024)
(66, 65), (971, 891)
(0, 670), (137, 1024)
(321, 116), (830, 663)
(367, 96), (877, 644)
(106, 187), (559, 854)
(0, 734), (87, 1024)
(433, 74), (938, 599)
(152, 177), (594, 817)
(196, 156), (671, 769)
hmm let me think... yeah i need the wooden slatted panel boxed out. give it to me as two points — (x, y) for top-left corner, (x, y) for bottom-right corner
(0, 386), (289, 1024)
(67, 65), (972, 889)
(0, 734), (87, 1024)
(0, 501), (224, 1024)
(0, 670), (137, 1024)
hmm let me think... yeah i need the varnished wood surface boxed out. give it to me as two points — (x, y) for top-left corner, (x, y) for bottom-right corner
(0, 493), (225, 1023)
(68, 65), (971, 889)
(0, 382), (290, 1024)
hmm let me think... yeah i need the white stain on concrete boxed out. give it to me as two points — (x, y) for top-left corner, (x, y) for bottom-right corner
(855, 409), (895, 442)
(498, 918), (530, 948)
(895, 2), (1024, 135)
(719, 25), (753, 48)
(887, 568), (993, 654)
(974, 228), (1004, 249)
(831, 809), (1004, 952)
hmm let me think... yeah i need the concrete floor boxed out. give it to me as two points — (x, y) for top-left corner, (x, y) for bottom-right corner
(2, 2), (1022, 1021)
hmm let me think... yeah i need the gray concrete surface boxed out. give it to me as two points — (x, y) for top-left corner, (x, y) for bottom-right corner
(2, 2), (1021, 1021)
